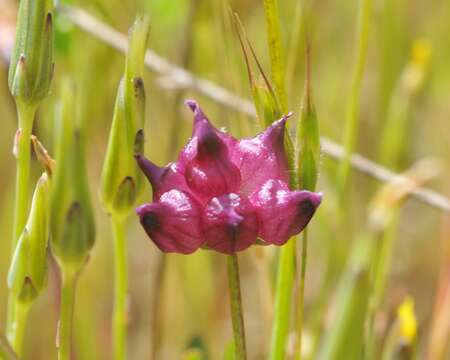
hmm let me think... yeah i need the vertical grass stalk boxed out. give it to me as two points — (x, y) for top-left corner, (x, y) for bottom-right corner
(294, 37), (319, 360)
(270, 239), (295, 359)
(9, 302), (30, 357)
(337, 0), (373, 201)
(58, 272), (77, 360)
(227, 253), (247, 360)
(7, 104), (36, 334)
(112, 215), (128, 360)
(263, 0), (287, 112)
(12, 105), (36, 249)
(262, 1), (300, 358)
(295, 229), (308, 360)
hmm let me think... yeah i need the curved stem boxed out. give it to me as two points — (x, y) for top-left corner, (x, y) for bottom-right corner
(295, 229), (308, 360)
(8, 302), (30, 357)
(7, 103), (35, 338)
(112, 215), (128, 360)
(227, 253), (247, 360)
(58, 271), (77, 360)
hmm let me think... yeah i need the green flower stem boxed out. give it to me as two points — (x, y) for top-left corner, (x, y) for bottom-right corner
(8, 301), (30, 357)
(7, 103), (36, 339)
(270, 238), (295, 360)
(112, 214), (128, 360)
(58, 271), (77, 360)
(227, 253), (247, 360)
(337, 0), (373, 201)
(0, 332), (19, 360)
(295, 229), (308, 360)
(12, 103), (36, 250)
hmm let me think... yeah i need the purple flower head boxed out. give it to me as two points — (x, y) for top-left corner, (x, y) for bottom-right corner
(136, 100), (322, 254)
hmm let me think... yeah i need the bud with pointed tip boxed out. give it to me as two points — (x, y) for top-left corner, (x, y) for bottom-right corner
(100, 15), (150, 217)
(8, 172), (51, 305)
(296, 68), (320, 192)
(8, 0), (54, 106)
(50, 80), (95, 274)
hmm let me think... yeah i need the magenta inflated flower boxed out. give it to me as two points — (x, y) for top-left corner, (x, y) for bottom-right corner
(135, 100), (322, 254)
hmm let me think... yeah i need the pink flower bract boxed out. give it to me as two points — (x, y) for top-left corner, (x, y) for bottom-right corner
(136, 100), (322, 254)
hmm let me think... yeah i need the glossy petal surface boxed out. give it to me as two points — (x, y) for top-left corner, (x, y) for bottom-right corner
(233, 116), (290, 194)
(250, 179), (322, 245)
(136, 100), (322, 254)
(203, 193), (258, 254)
(182, 100), (241, 200)
(136, 190), (204, 254)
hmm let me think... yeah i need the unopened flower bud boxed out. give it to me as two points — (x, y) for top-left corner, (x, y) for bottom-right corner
(100, 15), (150, 217)
(51, 80), (95, 273)
(8, 0), (54, 105)
(8, 172), (51, 305)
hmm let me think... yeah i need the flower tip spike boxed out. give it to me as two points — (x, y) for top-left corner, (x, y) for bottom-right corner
(135, 154), (163, 190)
(311, 191), (323, 208)
(185, 99), (198, 113)
(263, 112), (291, 141)
(186, 99), (213, 136)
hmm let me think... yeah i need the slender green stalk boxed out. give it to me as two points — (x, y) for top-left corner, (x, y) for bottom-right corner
(151, 254), (166, 358)
(263, 0), (287, 112)
(337, 0), (373, 201)
(7, 103), (36, 340)
(112, 215), (128, 360)
(227, 254), (247, 360)
(12, 104), (36, 250)
(8, 301), (30, 357)
(270, 239), (295, 360)
(295, 229), (308, 360)
(0, 332), (19, 360)
(58, 272), (77, 360)
(365, 216), (398, 359)
(285, 0), (304, 96)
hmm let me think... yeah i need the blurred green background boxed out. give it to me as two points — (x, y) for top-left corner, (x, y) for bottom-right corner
(0, 0), (449, 359)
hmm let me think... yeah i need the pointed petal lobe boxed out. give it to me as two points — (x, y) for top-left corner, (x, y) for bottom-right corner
(135, 154), (189, 200)
(136, 190), (204, 254)
(250, 179), (321, 245)
(233, 115), (290, 195)
(181, 100), (241, 200)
